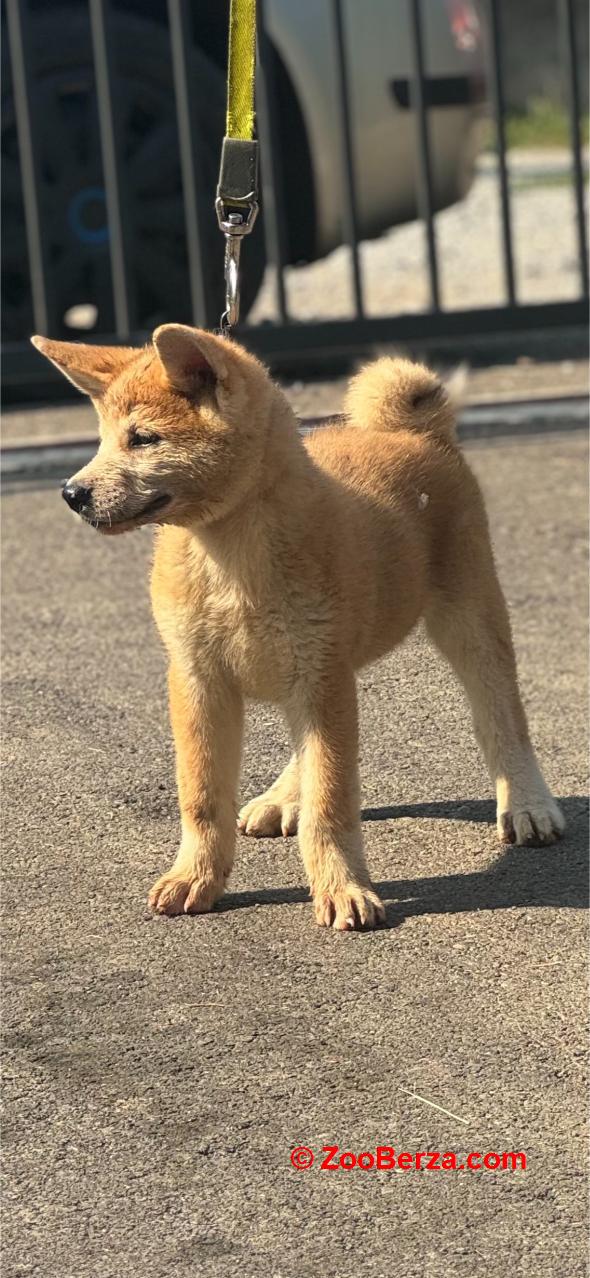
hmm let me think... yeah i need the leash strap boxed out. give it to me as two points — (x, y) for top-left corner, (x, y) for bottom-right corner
(216, 0), (259, 332)
(226, 0), (257, 140)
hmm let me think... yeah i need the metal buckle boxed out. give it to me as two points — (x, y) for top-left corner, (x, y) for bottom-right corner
(215, 198), (259, 333)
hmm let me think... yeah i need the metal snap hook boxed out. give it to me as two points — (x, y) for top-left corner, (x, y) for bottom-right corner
(223, 224), (242, 329)
(215, 198), (259, 335)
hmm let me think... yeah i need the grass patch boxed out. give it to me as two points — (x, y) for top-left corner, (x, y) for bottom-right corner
(486, 98), (589, 150)
(512, 172), (586, 190)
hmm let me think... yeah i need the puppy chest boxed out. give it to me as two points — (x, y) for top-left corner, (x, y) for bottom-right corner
(223, 609), (294, 698)
(174, 600), (294, 700)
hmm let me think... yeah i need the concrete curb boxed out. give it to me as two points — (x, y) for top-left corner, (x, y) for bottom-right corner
(2, 396), (587, 481)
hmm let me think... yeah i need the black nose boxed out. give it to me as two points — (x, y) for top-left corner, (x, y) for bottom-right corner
(62, 481), (92, 514)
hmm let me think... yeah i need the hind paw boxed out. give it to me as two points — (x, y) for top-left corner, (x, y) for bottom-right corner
(498, 798), (565, 847)
(238, 793), (299, 838)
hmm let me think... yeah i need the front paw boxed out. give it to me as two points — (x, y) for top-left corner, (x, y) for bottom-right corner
(314, 882), (385, 931)
(148, 868), (224, 916)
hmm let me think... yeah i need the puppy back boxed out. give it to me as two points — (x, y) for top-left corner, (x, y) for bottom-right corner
(343, 356), (457, 440)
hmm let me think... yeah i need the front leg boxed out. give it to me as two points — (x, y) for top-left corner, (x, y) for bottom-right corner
(149, 662), (243, 916)
(290, 664), (385, 931)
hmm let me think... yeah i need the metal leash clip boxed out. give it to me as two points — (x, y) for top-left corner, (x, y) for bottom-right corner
(215, 198), (259, 333)
(216, 136), (259, 334)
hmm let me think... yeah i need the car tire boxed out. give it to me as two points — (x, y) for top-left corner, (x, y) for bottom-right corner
(1, 8), (266, 342)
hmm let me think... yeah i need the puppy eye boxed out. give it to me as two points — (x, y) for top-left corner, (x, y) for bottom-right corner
(129, 431), (162, 448)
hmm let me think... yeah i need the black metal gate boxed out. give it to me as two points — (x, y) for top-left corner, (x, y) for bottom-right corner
(2, 0), (588, 397)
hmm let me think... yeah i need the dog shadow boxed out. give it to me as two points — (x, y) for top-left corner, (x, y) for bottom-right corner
(221, 795), (588, 927)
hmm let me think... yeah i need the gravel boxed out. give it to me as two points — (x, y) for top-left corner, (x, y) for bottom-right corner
(250, 153), (588, 322)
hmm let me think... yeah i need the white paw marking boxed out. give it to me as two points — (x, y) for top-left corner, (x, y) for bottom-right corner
(498, 760), (565, 846)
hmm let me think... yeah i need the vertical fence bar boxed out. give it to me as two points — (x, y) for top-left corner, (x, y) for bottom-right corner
(559, 0), (589, 298)
(487, 0), (516, 306)
(408, 0), (440, 312)
(88, 0), (135, 335)
(256, 0), (289, 323)
(5, 0), (54, 335)
(331, 0), (364, 317)
(167, 0), (218, 329)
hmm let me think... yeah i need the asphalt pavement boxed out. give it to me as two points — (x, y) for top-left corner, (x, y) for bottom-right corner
(2, 415), (588, 1278)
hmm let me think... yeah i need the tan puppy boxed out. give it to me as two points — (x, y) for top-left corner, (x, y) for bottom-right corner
(32, 327), (564, 930)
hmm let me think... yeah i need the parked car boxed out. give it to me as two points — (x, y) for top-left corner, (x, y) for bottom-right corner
(2, 0), (486, 341)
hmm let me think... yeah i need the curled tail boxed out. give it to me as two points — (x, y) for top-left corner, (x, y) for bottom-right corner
(344, 356), (462, 440)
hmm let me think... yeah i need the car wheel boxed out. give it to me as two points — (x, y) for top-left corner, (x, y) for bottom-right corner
(1, 9), (266, 342)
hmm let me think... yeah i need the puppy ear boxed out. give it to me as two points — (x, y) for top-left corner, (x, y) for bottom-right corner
(152, 324), (228, 395)
(30, 336), (135, 397)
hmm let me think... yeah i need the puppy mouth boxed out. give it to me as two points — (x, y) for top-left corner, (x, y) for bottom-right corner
(88, 492), (172, 534)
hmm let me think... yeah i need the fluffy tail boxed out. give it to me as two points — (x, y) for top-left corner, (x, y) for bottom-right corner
(344, 356), (462, 439)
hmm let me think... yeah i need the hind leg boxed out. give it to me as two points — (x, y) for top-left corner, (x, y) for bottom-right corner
(426, 560), (564, 847)
(238, 754), (300, 837)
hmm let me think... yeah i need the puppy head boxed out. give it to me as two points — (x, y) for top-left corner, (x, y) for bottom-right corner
(31, 326), (272, 535)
